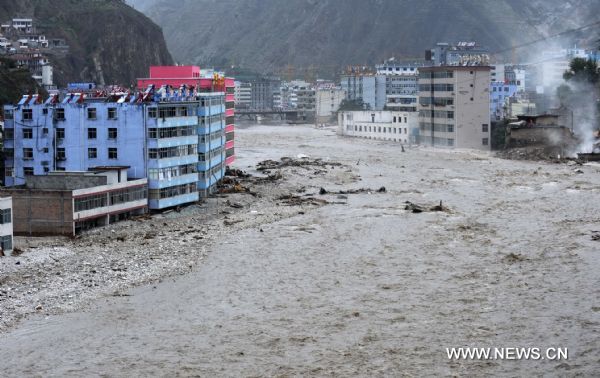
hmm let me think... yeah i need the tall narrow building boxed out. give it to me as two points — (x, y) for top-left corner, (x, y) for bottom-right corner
(417, 66), (491, 150)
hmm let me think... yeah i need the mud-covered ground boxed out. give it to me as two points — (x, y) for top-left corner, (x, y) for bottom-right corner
(1, 124), (599, 376)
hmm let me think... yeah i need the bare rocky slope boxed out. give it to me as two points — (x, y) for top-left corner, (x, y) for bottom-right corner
(129, 0), (600, 76)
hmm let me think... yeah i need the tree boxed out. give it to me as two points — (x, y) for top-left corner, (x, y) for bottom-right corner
(563, 58), (599, 84)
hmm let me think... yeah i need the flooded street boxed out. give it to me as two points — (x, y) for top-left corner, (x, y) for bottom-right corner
(1, 124), (599, 376)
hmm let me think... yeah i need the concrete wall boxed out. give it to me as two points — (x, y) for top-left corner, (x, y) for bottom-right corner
(25, 174), (107, 190)
(4, 189), (74, 236)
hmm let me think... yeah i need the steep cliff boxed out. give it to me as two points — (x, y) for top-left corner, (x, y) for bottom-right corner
(0, 0), (173, 87)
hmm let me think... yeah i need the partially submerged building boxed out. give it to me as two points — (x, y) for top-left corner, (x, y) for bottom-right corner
(337, 110), (418, 144)
(506, 114), (576, 150)
(2, 168), (147, 236)
(3, 71), (233, 210)
(417, 65), (492, 150)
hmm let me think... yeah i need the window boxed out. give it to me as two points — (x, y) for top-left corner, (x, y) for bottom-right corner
(87, 108), (97, 119)
(23, 167), (34, 176)
(0, 235), (12, 251)
(88, 128), (97, 139)
(43, 147), (49, 153)
(482, 138), (489, 146)
(5, 167), (13, 177)
(56, 128), (65, 139)
(4, 129), (13, 139)
(447, 138), (454, 146)
(148, 149), (158, 159)
(108, 148), (118, 159)
(108, 107), (117, 120)
(148, 108), (157, 118)
(393, 116), (397, 123)
(0, 208), (11, 224)
(23, 148), (33, 160)
(404, 117), (407, 123)
(55, 108), (65, 120)
(148, 128), (157, 138)
(56, 148), (66, 160)
(43, 108), (48, 115)
(108, 128), (117, 139)
(22, 109), (33, 120)
(447, 125), (454, 133)
(88, 148), (97, 159)
(23, 128), (33, 139)
(42, 127), (48, 135)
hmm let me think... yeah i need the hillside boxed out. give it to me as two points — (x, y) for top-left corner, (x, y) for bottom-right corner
(129, 0), (600, 77)
(0, 0), (173, 89)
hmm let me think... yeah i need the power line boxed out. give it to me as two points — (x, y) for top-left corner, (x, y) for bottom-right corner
(492, 19), (600, 55)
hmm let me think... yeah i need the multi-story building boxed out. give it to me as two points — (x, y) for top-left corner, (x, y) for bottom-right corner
(295, 84), (316, 122)
(3, 80), (229, 210)
(3, 168), (147, 235)
(490, 82), (518, 121)
(417, 66), (491, 150)
(234, 81), (252, 109)
(337, 110), (417, 144)
(137, 65), (235, 167)
(426, 42), (491, 66)
(340, 73), (379, 110)
(250, 77), (280, 110)
(0, 196), (13, 254)
(315, 88), (345, 124)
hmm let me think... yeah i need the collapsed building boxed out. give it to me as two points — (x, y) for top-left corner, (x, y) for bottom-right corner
(506, 114), (577, 154)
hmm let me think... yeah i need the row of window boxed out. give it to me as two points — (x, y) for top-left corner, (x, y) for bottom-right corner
(419, 122), (455, 133)
(148, 183), (197, 200)
(419, 110), (455, 119)
(418, 84), (454, 92)
(148, 145), (197, 159)
(419, 97), (454, 106)
(199, 162), (224, 179)
(21, 107), (118, 121)
(198, 147), (223, 162)
(199, 130), (223, 144)
(348, 125), (409, 135)
(18, 127), (118, 140)
(148, 164), (197, 180)
(74, 186), (148, 212)
(109, 186), (147, 205)
(87, 148), (118, 159)
(419, 71), (454, 79)
(148, 126), (196, 139)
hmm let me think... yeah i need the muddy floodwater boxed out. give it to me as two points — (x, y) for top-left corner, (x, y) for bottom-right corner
(1, 124), (599, 376)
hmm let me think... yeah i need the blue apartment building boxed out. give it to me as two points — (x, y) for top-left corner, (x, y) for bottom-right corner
(490, 82), (517, 121)
(2, 85), (226, 210)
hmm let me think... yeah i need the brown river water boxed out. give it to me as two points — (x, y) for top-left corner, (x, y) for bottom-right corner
(0, 124), (599, 376)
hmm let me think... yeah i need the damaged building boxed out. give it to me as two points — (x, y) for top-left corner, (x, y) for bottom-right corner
(1, 168), (147, 236)
(506, 114), (577, 151)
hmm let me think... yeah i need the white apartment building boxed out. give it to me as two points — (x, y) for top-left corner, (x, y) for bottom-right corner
(337, 110), (418, 144)
(417, 66), (491, 150)
(315, 88), (345, 124)
(0, 196), (13, 254)
(234, 81), (252, 109)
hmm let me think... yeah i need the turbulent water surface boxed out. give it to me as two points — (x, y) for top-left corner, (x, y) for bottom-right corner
(1, 125), (599, 376)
